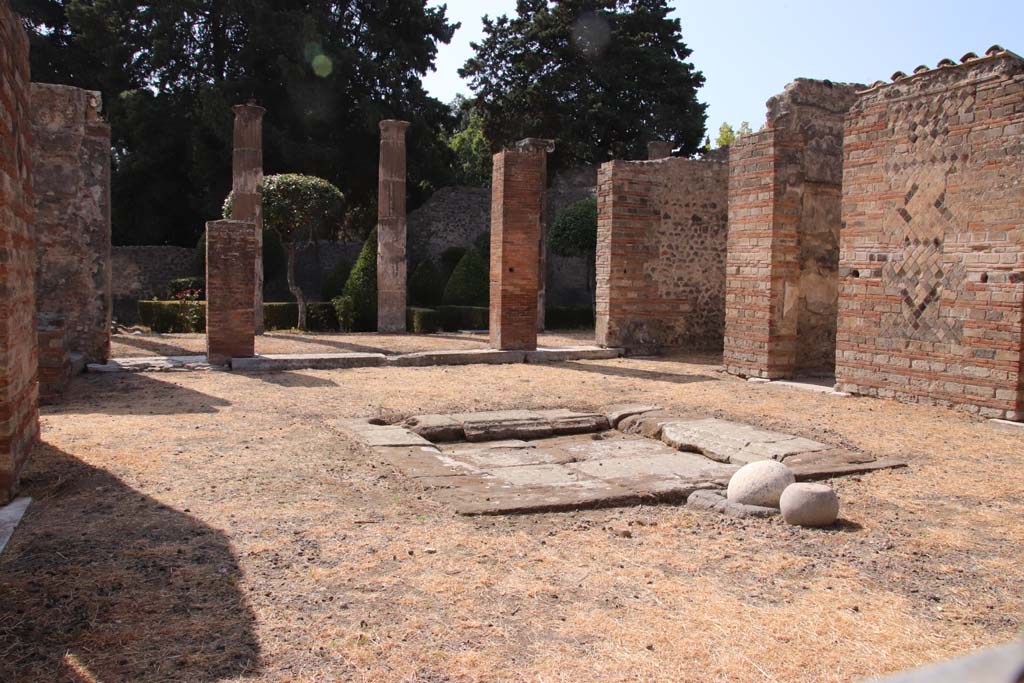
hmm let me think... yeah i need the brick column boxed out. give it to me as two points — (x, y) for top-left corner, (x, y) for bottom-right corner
(647, 141), (672, 159)
(376, 119), (410, 332)
(0, 2), (39, 504)
(206, 220), (257, 365)
(231, 103), (265, 333)
(490, 139), (553, 350)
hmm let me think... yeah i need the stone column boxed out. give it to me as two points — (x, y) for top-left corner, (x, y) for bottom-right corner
(490, 139), (554, 351)
(376, 119), (411, 332)
(206, 219), (257, 366)
(647, 141), (672, 159)
(231, 103), (265, 333)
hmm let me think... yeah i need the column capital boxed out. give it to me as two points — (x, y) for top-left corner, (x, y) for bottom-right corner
(379, 119), (411, 137)
(513, 138), (555, 153)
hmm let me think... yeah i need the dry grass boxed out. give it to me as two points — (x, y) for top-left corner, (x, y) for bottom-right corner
(1, 344), (1022, 682)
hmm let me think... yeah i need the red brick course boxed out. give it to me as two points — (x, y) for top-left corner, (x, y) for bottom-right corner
(836, 51), (1024, 420)
(0, 1), (40, 504)
(206, 220), (257, 365)
(489, 146), (547, 350)
(596, 157), (729, 352)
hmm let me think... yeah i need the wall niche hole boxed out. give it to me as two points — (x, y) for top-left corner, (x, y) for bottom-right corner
(980, 272), (988, 283)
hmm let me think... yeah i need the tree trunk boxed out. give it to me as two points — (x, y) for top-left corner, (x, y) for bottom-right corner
(286, 247), (307, 330)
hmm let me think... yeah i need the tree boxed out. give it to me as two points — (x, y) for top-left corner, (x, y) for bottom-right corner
(335, 229), (378, 332)
(548, 197), (598, 303)
(225, 174), (344, 330)
(448, 98), (492, 187)
(460, 0), (706, 168)
(715, 122), (736, 148)
(16, 0), (458, 246)
(442, 249), (489, 307)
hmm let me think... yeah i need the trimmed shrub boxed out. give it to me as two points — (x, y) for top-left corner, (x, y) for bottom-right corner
(406, 307), (440, 334)
(439, 246), (466, 280)
(138, 300), (206, 333)
(306, 302), (340, 332)
(169, 276), (205, 299)
(438, 305), (489, 332)
(545, 305), (594, 329)
(408, 259), (445, 307)
(321, 258), (352, 301)
(334, 227), (377, 331)
(442, 248), (489, 306)
(263, 303), (298, 330)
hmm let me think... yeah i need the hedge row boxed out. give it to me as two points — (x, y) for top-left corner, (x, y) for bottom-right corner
(138, 301), (337, 333)
(139, 300), (594, 334)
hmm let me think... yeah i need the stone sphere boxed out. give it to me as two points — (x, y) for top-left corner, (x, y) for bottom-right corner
(726, 460), (795, 508)
(780, 483), (840, 527)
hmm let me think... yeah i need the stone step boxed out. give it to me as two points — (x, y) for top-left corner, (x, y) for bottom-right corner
(231, 353), (386, 371)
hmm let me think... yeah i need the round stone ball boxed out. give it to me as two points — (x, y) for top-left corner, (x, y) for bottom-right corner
(726, 460), (796, 508)
(780, 483), (840, 527)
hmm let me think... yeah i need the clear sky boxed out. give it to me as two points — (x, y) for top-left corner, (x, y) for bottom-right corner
(423, 0), (1024, 144)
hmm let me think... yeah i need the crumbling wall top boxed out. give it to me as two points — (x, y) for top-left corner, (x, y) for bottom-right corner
(765, 78), (864, 127)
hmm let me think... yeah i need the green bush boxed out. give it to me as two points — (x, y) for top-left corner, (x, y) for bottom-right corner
(438, 305), (489, 332)
(406, 307), (440, 334)
(549, 197), (598, 257)
(262, 302), (340, 331)
(321, 258), (352, 301)
(138, 300), (206, 333)
(194, 228), (287, 284)
(439, 246), (466, 279)
(169, 276), (205, 298)
(408, 259), (445, 307)
(545, 305), (594, 329)
(335, 227), (377, 331)
(442, 248), (489, 306)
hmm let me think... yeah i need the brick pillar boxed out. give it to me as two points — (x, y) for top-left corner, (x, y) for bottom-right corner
(231, 103), (265, 334)
(0, 1), (39, 504)
(206, 220), (256, 365)
(376, 119), (410, 332)
(647, 141), (672, 159)
(490, 139), (553, 350)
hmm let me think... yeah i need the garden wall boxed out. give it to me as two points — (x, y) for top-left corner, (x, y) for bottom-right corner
(595, 157), (729, 352)
(0, 0), (39, 504)
(112, 245), (196, 322)
(32, 82), (112, 363)
(836, 49), (1024, 420)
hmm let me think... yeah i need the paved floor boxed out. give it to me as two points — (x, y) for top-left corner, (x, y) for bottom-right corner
(339, 407), (905, 515)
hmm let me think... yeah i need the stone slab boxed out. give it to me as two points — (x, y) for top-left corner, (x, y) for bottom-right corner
(988, 418), (1024, 432)
(375, 446), (484, 479)
(446, 445), (575, 468)
(0, 497), (31, 557)
(334, 419), (435, 448)
(786, 458), (907, 481)
(524, 346), (624, 363)
(659, 418), (830, 465)
(403, 414), (465, 442)
(686, 489), (779, 518)
(463, 419), (554, 442)
(231, 353), (386, 371)
(436, 480), (641, 516)
(387, 349), (526, 367)
(602, 403), (661, 428)
(859, 638), (1024, 683)
(534, 409), (610, 435)
(88, 355), (215, 373)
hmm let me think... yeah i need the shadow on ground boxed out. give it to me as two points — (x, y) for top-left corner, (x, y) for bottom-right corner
(559, 360), (717, 385)
(0, 443), (260, 682)
(111, 334), (198, 357)
(47, 373), (231, 416)
(261, 332), (395, 355)
(243, 371), (338, 388)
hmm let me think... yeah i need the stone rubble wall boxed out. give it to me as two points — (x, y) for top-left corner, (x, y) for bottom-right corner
(595, 157), (729, 352)
(836, 51), (1024, 420)
(724, 79), (861, 378)
(111, 245), (197, 322)
(31, 82), (112, 363)
(0, 0), (40, 504)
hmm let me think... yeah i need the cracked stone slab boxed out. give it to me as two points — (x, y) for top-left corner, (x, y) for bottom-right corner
(534, 409), (610, 435)
(88, 355), (216, 373)
(333, 420), (434, 448)
(659, 418), (830, 465)
(567, 450), (737, 493)
(786, 457), (907, 481)
(602, 403), (661, 429)
(435, 479), (641, 516)
(686, 489), (779, 518)
(463, 419), (555, 442)
(445, 445), (576, 469)
(375, 446), (484, 479)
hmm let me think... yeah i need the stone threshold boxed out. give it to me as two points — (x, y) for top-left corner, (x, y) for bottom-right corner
(88, 346), (623, 373)
(747, 376), (851, 397)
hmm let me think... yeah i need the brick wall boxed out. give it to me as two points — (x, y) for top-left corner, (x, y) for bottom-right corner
(0, 1), (40, 504)
(490, 148), (545, 350)
(37, 313), (70, 404)
(32, 83), (112, 363)
(595, 157), (729, 352)
(836, 50), (1024, 420)
(206, 220), (256, 365)
(724, 79), (860, 378)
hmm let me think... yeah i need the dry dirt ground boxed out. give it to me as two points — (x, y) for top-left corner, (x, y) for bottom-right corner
(109, 331), (594, 358)
(2, 334), (1022, 682)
